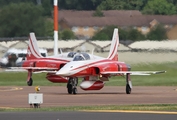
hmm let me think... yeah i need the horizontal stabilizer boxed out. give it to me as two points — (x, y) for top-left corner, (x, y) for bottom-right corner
(33, 71), (57, 74)
(7, 67), (58, 71)
(101, 71), (166, 76)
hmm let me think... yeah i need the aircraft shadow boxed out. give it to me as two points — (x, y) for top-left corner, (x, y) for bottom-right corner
(45, 92), (127, 95)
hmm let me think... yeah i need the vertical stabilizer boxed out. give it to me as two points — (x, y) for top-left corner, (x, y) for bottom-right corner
(27, 33), (43, 60)
(107, 28), (119, 61)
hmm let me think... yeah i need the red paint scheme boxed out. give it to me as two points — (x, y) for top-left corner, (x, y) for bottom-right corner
(22, 32), (72, 85)
(21, 59), (68, 83)
(72, 60), (130, 77)
(22, 59), (67, 69)
(80, 81), (104, 90)
(117, 62), (130, 72)
(46, 73), (68, 83)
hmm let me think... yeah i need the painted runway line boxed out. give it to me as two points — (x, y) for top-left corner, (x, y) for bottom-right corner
(83, 110), (177, 114)
(0, 87), (23, 91)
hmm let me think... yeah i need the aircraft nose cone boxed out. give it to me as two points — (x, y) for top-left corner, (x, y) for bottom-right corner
(56, 70), (69, 76)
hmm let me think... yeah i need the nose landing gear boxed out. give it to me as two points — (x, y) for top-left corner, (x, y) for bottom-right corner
(67, 77), (78, 94)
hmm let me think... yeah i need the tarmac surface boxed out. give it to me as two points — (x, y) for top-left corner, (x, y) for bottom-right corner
(1, 111), (177, 120)
(0, 86), (177, 108)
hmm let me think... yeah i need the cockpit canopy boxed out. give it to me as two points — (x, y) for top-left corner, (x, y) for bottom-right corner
(73, 53), (90, 61)
(67, 52), (76, 58)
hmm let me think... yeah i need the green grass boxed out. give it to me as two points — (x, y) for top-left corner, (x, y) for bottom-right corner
(0, 62), (176, 86)
(1, 104), (177, 112)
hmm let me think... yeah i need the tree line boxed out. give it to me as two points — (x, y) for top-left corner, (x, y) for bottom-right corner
(92, 25), (167, 41)
(0, 0), (176, 40)
(1, 0), (176, 15)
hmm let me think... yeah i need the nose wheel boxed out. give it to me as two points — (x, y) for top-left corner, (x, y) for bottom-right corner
(67, 77), (78, 94)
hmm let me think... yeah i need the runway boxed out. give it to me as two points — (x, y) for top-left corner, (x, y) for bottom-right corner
(0, 86), (177, 108)
(0, 111), (177, 120)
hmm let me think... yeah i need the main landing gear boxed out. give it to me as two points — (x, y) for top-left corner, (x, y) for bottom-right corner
(126, 73), (132, 94)
(67, 77), (78, 94)
(27, 70), (33, 86)
(126, 84), (131, 94)
(27, 78), (33, 86)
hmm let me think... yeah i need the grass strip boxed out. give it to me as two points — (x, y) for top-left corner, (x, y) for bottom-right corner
(0, 104), (177, 112)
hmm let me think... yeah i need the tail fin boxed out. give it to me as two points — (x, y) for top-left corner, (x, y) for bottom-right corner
(107, 28), (119, 61)
(27, 33), (44, 60)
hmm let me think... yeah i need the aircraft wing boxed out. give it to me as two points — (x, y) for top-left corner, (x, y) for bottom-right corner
(5, 67), (58, 73)
(101, 71), (166, 76)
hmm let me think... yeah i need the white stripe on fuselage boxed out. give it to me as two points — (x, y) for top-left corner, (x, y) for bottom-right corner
(57, 58), (102, 76)
(57, 57), (125, 76)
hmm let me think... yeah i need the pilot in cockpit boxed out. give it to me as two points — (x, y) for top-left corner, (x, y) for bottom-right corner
(73, 53), (90, 61)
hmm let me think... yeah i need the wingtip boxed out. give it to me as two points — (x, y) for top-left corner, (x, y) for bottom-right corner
(154, 70), (166, 74)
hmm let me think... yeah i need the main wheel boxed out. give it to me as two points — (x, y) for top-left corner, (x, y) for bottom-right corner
(73, 88), (77, 95)
(27, 78), (33, 86)
(126, 84), (131, 94)
(67, 84), (72, 94)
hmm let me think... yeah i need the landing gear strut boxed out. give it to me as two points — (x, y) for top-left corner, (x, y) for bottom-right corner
(67, 77), (78, 94)
(126, 73), (132, 94)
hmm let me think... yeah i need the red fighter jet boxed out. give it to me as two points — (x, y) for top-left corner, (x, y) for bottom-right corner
(15, 33), (77, 86)
(56, 28), (166, 94)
